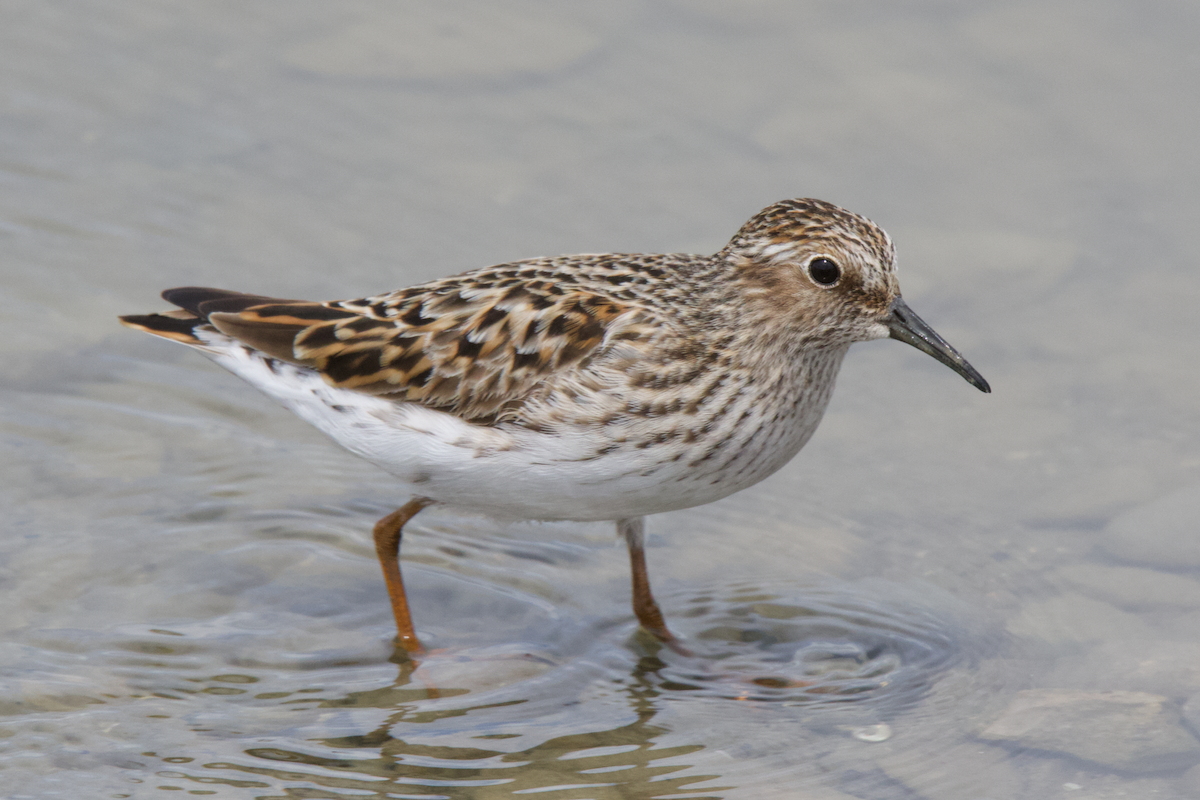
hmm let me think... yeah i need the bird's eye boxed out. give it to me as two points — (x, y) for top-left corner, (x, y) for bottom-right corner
(807, 257), (841, 286)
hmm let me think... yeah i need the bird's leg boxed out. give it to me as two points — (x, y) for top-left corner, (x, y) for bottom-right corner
(619, 517), (691, 655)
(373, 498), (433, 654)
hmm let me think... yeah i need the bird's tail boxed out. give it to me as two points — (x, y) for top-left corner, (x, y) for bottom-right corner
(118, 310), (208, 345)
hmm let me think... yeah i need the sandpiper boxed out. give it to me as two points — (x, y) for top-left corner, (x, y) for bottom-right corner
(120, 198), (989, 654)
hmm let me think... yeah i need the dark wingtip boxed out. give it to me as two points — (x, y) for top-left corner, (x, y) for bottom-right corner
(162, 287), (249, 316)
(162, 287), (315, 319)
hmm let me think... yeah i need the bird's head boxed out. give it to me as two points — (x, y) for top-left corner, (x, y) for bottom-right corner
(722, 198), (989, 392)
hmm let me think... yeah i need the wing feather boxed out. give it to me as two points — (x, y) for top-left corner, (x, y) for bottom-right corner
(146, 282), (671, 423)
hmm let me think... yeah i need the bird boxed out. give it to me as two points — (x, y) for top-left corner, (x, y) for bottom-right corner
(119, 198), (989, 656)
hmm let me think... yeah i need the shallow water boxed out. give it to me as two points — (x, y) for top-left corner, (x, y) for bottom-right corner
(4, 2), (1200, 798)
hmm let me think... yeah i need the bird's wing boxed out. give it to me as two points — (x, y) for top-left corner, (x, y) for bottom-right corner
(123, 278), (675, 423)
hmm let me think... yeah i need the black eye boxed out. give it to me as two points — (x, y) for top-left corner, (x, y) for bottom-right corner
(808, 257), (841, 286)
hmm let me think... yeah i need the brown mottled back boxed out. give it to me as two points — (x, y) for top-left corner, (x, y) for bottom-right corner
(290, 282), (640, 420)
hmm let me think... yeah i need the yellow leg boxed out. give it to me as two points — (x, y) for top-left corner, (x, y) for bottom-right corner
(373, 498), (433, 653)
(619, 517), (691, 655)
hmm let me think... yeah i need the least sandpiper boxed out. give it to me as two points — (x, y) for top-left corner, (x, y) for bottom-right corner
(120, 198), (989, 654)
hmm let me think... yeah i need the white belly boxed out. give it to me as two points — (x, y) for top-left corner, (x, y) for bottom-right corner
(202, 334), (846, 521)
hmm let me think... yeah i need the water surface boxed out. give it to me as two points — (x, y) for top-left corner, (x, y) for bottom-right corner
(4, 2), (1200, 797)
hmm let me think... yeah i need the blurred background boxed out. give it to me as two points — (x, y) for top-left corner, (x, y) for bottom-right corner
(3, 1), (1199, 797)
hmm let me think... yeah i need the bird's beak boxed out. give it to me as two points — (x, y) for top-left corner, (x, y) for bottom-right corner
(887, 297), (991, 393)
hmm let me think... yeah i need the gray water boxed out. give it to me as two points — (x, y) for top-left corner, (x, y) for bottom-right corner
(4, 2), (1200, 798)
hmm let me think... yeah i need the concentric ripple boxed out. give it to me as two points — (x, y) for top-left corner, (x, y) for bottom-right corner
(633, 580), (963, 708)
